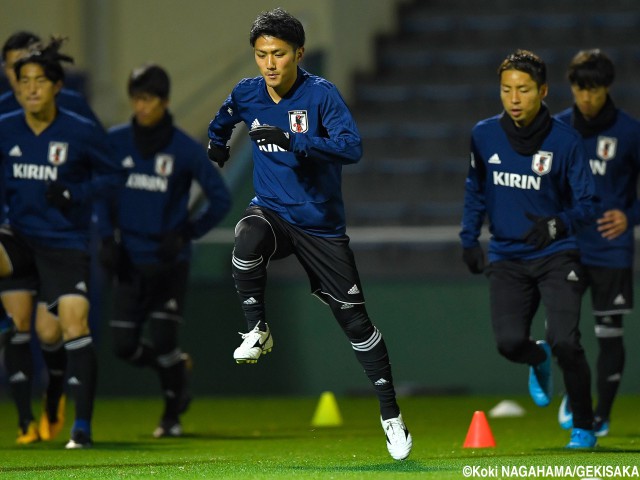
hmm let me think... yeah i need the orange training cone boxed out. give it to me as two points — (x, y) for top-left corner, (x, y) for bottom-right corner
(463, 411), (496, 448)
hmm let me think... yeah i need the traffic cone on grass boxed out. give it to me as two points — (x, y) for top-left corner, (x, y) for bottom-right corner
(311, 391), (343, 427)
(463, 410), (496, 448)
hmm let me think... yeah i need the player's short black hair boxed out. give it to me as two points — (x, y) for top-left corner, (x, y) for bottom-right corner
(128, 64), (170, 99)
(2, 31), (40, 62)
(567, 49), (615, 89)
(498, 49), (547, 87)
(249, 8), (305, 50)
(13, 36), (73, 84)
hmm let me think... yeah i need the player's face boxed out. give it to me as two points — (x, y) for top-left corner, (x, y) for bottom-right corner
(254, 35), (303, 98)
(130, 92), (168, 127)
(500, 69), (548, 127)
(17, 63), (61, 116)
(571, 84), (609, 120)
(2, 48), (28, 94)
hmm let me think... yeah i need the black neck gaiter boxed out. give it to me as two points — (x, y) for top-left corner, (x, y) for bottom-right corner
(132, 112), (174, 158)
(571, 95), (617, 138)
(499, 104), (553, 156)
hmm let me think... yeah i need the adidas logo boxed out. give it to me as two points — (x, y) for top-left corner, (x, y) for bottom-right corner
(165, 298), (178, 311)
(488, 153), (501, 164)
(340, 303), (354, 310)
(251, 118), (261, 130)
(243, 297), (258, 305)
(347, 284), (360, 295)
(9, 145), (22, 157)
(122, 156), (135, 168)
(68, 376), (81, 386)
(75, 281), (88, 292)
(613, 294), (626, 305)
(566, 270), (579, 282)
(9, 371), (28, 383)
(227, 107), (234, 116)
(374, 378), (389, 386)
(607, 373), (622, 382)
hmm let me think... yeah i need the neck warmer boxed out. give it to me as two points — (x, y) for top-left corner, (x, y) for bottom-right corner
(499, 104), (553, 156)
(571, 95), (617, 138)
(132, 111), (173, 158)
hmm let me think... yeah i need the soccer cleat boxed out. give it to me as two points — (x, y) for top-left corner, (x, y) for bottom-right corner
(233, 322), (273, 364)
(39, 394), (66, 441)
(557, 394), (573, 430)
(528, 340), (552, 407)
(16, 421), (40, 445)
(65, 429), (93, 449)
(381, 413), (412, 461)
(153, 418), (183, 438)
(594, 417), (610, 437)
(566, 427), (597, 449)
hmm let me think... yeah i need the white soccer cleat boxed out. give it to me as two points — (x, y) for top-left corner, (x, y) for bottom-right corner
(233, 322), (273, 364)
(381, 413), (412, 460)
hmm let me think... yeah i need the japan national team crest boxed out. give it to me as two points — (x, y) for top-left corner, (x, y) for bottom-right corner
(154, 154), (174, 177)
(597, 136), (617, 161)
(532, 151), (553, 176)
(288, 110), (308, 133)
(48, 142), (68, 165)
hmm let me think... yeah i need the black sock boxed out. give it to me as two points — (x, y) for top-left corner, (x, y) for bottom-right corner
(232, 251), (268, 332)
(595, 336), (625, 420)
(64, 336), (97, 424)
(40, 341), (67, 422)
(5, 332), (34, 429)
(156, 349), (187, 420)
(352, 327), (400, 420)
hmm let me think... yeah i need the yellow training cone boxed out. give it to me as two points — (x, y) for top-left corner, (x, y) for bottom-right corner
(311, 391), (343, 427)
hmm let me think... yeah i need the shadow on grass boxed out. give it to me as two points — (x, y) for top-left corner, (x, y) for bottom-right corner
(287, 460), (446, 473)
(0, 459), (218, 474)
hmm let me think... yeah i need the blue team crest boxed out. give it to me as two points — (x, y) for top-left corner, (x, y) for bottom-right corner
(597, 136), (617, 161)
(155, 154), (174, 177)
(288, 110), (308, 133)
(532, 151), (553, 176)
(48, 142), (68, 165)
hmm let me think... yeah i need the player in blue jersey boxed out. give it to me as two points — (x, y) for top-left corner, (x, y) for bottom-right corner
(0, 37), (125, 448)
(97, 64), (231, 438)
(1, 32), (103, 445)
(1, 31), (100, 123)
(460, 50), (598, 448)
(207, 8), (411, 461)
(555, 49), (640, 437)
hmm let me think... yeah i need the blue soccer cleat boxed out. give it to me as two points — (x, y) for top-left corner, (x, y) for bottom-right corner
(528, 340), (552, 407)
(566, 427), (597, 448)
(594, 417), (610, 437)
(558, 394), (573, 430)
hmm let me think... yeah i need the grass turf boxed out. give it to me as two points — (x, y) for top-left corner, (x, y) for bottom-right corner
(0, 395), (638, 479)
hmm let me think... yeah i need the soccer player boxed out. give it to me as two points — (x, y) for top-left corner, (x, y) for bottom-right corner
(555, 49), (640, 437)
(97, 64), (231, 438)
(1, 31), (100, 123)
(1, 31), (103, 445)
(207, 8), (412, 461)
(0, 37), (125, 448)
(460, 50), (598, 448)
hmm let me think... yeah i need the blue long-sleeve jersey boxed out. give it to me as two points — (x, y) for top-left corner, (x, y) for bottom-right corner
(460, 114), (596, 262)
(208, 67), (362, 237)
(0, 108), (125, 250)
(100, 122), (232, 265)
(557, 107), (640, 268)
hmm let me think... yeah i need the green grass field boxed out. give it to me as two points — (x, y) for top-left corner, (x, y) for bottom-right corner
(0, 395), (638, 479)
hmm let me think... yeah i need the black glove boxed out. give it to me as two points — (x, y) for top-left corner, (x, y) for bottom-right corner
(99, 236), (122, 276)
(523, 212), (567, 250)
(207, 140), (230, 168)
(45, 182), (73, 210)
(462, 246), (485, 274)
(157, 228), (191, 262)
(248, 125), (291, 151)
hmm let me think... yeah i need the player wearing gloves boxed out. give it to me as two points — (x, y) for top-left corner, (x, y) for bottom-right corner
(0, 37), (125, 449)
(97, 64), (231, 439)
(207, 8), (412, 461)
(459, 50), (598, 448)
(555, 49), (640, 437)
